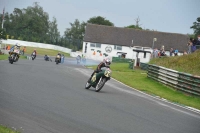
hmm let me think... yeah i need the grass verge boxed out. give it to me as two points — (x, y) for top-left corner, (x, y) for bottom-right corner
(5, 45), (70, 57)
(87, 63), (200, 110)
(23, 46), (70, 57)
(0, 125), (20, 133)
(0, 54), (27, 60)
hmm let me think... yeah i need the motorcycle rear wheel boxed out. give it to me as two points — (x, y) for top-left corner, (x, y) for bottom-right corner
(95, 78), (106, 92)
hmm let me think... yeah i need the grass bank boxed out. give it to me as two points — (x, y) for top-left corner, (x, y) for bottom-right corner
(149, 49), (200, 76)
(88, 63), (200, 110)
(0, 125), (20, 133)
(22, 46), (70, 57)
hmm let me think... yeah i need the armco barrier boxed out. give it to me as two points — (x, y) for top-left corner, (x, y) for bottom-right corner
(140, 62), (149, 70)
(2, 39), (72, 54)
(147, 64), (200, 96)
(112, 57), (132, 63)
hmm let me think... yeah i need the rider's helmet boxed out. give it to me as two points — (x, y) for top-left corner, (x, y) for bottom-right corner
(15, 43), (21, 48)
(104, 58), (111, 67)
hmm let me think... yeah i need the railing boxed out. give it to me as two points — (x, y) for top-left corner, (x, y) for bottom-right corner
(140, 62), (149, 70)
(147, 64), (200, 96)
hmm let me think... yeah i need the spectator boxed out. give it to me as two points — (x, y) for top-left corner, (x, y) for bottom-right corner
(183, 50), (188, 55)
(161, 45), (165, 51)
(191, 38), (197, 52)
(170, 48), (173, 56)
(160, 49), (166, 56)
(187, 40), (192, 54)
(61, 54), (65, 63)
(196, 35), (200, 49)
(174, 49), (178, 56)
(22, 46), (26, 55)
(82, 56), (86, 65)
(6, 45), (10, 50)
(153, 48), (158, 58)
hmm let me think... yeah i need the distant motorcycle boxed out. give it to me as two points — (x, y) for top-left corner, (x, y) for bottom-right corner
(44, 55), (52, 62)
(9, 49), (20, 64)
(31, 52), (36, 60)
(85, 67), (112, 92)
(55, 55), (61, 64)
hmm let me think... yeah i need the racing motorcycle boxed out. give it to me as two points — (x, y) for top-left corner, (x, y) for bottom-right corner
(31, 52), (36, 60)
(55, 55), (61, 64)
(9, 49), (20, 64)
(85, 67), (112, 92)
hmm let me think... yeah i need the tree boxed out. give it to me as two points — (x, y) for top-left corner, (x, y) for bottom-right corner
(64, 19), (86, 50)
(190, 17), (200, 37)
(0, 28), (7, 40)
(1, 2), (49, 42)
(87, 16), (114, 26)
(125, 16), (142, 30)
(48, 17), (60, 45)
(125, 25), (142, 30)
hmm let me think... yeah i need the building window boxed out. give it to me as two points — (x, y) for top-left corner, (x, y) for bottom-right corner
(90, 43), (101, 48)
(96, 43), (101, 48)
(114, 45), (122, 50)
(90, 43), (95, 47)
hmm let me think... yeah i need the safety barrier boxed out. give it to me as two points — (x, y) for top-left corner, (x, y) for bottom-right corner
(112, 57), (132, 63)
(147, 64), (200, 96)
(2, 39), (72, 54)
(140, 62), (149, 70)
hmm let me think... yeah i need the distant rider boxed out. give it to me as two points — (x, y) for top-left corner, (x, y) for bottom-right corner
(56, 52), (61, 62)
(44, 54), (52, 62)
(76, 55), (81, 64)
(31, 49), (37, 60)
(88, 58), (111, 82)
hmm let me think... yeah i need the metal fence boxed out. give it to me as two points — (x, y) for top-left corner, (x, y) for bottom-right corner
(140, 62), (149, 70)
(147, 64), (200, 96)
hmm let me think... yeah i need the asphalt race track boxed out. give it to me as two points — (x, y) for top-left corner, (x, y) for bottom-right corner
(0, 57), (200, 133)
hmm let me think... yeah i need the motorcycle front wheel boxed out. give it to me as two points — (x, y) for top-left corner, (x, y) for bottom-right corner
(9, 55), (14, 64)
(85, 81), (91, 89)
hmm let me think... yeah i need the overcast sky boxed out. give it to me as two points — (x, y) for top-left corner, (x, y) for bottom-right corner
(0, 0), (199, 36)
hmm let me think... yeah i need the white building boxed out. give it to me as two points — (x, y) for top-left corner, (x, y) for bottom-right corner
(82, 24), (189, 64)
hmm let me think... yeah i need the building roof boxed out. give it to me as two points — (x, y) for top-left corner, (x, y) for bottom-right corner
(83, 24), (189, 52)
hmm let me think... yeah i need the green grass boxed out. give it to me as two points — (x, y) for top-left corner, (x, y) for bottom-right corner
(149, 49), (200, 76)
(87, 63), (200, 110)
(21, 46), (70, 57)
(4, 44), (70, 57)
(1, 45), (71, 60)
(0, 54), (27, 60)
(0, 54), (8, 60)
(0, 125), (20, 133)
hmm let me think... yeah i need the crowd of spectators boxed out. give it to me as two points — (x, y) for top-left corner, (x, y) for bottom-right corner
(187, 35), (200, 54)
(152, 35), (200, 58)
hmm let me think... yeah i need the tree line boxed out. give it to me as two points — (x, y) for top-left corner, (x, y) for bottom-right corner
(0, 2), (199, 51)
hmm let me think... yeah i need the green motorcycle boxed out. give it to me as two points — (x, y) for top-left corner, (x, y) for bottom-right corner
(85, 68), (112, 92)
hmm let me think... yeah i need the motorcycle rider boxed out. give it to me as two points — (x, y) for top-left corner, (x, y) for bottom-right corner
(55, 52), (61, 62)
(88, 58), (111, 82)
(44, 54), (52, 62)
(9, 43), (21, 60)
(31, 49), (37, 60)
